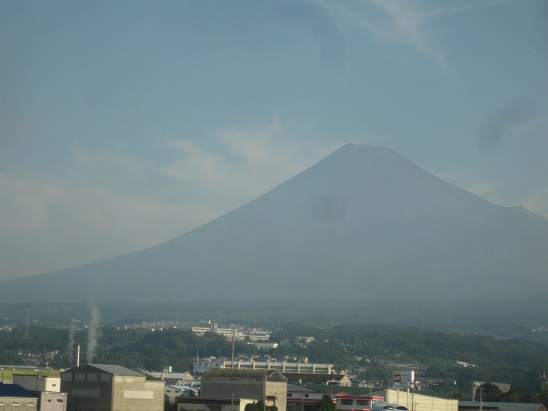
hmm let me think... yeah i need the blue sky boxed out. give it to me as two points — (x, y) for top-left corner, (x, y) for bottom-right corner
(1, 0), (547, 280)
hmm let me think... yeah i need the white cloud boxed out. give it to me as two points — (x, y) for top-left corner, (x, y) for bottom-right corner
(320, 0), (447, 71)
(157, 119), (337, 207)
(320, 0), (498, 73)
(522, 187), (548, 219)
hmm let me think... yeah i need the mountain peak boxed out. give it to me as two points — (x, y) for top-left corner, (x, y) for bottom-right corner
(0, 144), (546, 305)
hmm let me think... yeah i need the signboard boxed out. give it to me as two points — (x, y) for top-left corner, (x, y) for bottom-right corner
(393, 371), (415, 383)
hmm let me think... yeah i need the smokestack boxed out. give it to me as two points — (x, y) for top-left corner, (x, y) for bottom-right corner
(77, 345), (80, 367)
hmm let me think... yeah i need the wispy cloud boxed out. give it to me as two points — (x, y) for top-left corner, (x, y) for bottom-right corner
(522, 186), (548, 219)
(157, 118), (337, 206)
(320, 0), (498, 73)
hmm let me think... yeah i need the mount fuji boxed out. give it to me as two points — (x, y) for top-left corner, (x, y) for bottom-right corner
(1, 144), (546, 305)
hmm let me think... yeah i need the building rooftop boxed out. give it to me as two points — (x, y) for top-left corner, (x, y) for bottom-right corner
(283, 373), (347, 384)
(0, 384), (38, 398)
(291, 383), (381, 397)
(203, 369), (286, 380)
(63, 364), (145, 377)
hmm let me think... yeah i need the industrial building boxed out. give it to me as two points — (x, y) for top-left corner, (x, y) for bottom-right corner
(12, 374), (67, 411)
(60, 364), (164, 411)
(0, 384), (39, 411)
(200, 369), (288, 411)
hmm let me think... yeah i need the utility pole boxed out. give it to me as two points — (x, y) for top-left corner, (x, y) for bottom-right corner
(300, 379), (304, 411)
(231, 326), (235, 369)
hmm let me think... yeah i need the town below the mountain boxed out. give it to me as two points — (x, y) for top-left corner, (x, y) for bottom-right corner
(0, 305), (546, 411)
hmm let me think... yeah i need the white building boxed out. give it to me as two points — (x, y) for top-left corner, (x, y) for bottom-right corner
(192, 323), (271, 341)
(194, 360), (334, 374)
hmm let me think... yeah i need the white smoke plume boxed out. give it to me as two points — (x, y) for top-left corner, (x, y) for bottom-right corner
(67, 322), (76, 367)
(86, 306), (101, 364)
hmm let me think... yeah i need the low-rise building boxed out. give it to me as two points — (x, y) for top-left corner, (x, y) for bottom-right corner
(146, 371), (197, 386)
(177, 396), (255, 411)
(12, 374), (67, 411)
(0, 384), (39, 411)
(194, 360), (334, 374)
(60, 364), (165, 411)
(381, 388), (458, 411)
(12, 374), (61, 392)
(201, 369), (287, 411)
(287, 383), (383, 411)
(459, 402), (547, 411)
(283, 373), (352, 387)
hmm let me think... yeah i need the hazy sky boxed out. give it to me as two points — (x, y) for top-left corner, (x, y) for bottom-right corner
(1, 0), (547, 281)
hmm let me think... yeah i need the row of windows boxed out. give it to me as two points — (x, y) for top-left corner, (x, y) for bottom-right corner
(286, 396), (369, 406)
(62, 372), (112, 382)
(340, 399), (370, 406)
(0, 401), (36, 406)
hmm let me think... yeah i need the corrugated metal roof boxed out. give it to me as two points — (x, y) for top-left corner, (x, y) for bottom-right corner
(0, 384), (38, 398)
(63, 364), (145, 377)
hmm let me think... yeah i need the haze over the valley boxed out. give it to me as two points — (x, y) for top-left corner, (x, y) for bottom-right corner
(1, 1), (547, 288)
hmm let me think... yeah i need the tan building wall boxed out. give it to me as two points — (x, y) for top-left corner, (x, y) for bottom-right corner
(0, 396), (39, 411)
(177, 397), (255, 411)
(61, 364), (164, 411)
(384, 389), (458, 411)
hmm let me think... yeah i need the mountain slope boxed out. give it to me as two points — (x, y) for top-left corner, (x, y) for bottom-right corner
(1, 144), (547, 304)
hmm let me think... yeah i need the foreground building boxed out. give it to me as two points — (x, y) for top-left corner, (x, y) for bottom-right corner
(287, 383), (383, 411)
(0, 384), (39, 411)
(201, 369), (288, 411)
(12, 374), (67, 411)
(177, 397), (255, 411)
(459, 402), (547, 411)
(60, 364), (164, 411)
(380, 389), (458, 411)
(287, 385), (457, 411)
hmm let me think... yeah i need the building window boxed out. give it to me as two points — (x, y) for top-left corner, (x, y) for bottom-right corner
(27, 402), (34, 407)
(357, 400), (369, 406)
(57, 399), (64, 403)
(341, 399), (353, 405)
(12, 401), (20, 405)
(288, 394), (293, 398)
